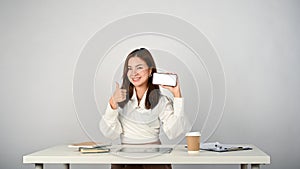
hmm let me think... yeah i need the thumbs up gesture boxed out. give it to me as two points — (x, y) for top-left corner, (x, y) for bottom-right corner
(109, 82), (127, 109)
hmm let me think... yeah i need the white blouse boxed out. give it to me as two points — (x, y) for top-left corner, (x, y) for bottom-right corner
(99, 88), (186, 144)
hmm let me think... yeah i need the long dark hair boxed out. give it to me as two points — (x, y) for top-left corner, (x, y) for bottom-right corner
(118, 48), (160, 109)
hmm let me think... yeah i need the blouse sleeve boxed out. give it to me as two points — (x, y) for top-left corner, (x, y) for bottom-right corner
(99, 104), (123, 140)
(159, 96), (187, 139)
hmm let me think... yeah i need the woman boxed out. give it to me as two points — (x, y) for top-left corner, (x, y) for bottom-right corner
(100, 48), (187, 169)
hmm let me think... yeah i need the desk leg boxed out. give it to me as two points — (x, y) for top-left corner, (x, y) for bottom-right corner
(251, 164), (260, 169)
(64, 164), (70, 169)
(35, 164), (43, 169)
(241, 164), (247, 169)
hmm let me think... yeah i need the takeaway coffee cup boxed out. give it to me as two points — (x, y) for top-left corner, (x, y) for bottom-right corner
(185, 132), (201, 152)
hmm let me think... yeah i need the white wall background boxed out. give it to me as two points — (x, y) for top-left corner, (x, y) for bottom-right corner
(0, 0), (299, 169)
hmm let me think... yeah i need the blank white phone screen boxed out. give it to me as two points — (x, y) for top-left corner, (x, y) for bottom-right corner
(152, 73), (177, 87)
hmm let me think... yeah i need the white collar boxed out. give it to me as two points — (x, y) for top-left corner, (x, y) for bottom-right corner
(131, 87), (148, 109)
(120, 87), (162, 124)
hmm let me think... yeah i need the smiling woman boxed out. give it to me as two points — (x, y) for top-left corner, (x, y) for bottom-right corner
(118, 48), (160, 110)
(99, 48), (188, 169)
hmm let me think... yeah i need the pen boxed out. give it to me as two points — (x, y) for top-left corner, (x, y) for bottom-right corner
(224, 147), (244, 151)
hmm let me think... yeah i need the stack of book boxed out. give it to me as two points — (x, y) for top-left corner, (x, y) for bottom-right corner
(68, 141), (110, 153)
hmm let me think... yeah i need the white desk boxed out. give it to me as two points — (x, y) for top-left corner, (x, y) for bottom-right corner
(23, 144), (270, 169)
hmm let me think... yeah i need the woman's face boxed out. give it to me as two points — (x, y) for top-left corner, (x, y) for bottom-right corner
(127, 56), (151, 88)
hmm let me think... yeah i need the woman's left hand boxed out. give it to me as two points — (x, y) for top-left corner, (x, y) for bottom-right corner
(160, 74), (182, 98)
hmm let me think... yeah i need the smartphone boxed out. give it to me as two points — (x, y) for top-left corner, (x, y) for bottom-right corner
(152, 73), (177, 87)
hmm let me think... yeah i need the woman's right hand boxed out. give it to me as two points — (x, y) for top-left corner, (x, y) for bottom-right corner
(109, 82), (127, 109)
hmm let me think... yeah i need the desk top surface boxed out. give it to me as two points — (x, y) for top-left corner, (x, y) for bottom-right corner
(23, 144), (270, 164)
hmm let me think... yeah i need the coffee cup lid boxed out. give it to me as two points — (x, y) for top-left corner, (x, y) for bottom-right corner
(185, 132), (201, 136)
